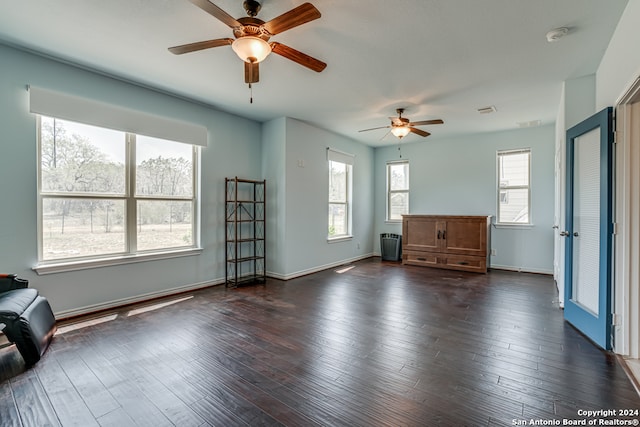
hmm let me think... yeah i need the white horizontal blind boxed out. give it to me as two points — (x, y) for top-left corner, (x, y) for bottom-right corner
(28, 86), (208, 147)
(327, 147), (354, 165)
(572, 128), (601, 315)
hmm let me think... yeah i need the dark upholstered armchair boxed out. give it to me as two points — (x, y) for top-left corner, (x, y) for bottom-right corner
(0, 274), (56, 366)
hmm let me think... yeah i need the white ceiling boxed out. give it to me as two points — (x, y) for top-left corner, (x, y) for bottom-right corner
(0, 0), (629, 146)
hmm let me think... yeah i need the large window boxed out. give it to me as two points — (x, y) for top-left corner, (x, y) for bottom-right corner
(497, 149), (530, 224)
(386, 160), (409, 221)
(38, 116), (198, 264)
(327, 148), (353, 239)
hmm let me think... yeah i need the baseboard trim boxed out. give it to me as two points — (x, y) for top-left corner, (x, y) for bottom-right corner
(267, 253), (374, 281)
(489, 264), (554, 275)
(54, 278), (224, 320)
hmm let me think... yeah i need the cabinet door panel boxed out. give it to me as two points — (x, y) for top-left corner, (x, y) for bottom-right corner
(403, 217), (439, 251)
(443, 219), (486, 256)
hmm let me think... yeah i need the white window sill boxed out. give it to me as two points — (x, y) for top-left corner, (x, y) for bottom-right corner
(33, 247), (203, 275)
(327, 236), (353, 244)
(385, 220), (402, 224)
(494, 223), (535, 229)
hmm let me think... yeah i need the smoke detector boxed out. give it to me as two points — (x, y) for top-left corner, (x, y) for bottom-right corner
(546, 27), (569, 42)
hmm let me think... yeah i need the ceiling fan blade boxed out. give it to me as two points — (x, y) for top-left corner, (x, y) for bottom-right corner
(270, 42), (327, 72)
(244, 61), (260, 84)
(409, 127), (431, 137)
(168, 38), (233, 54)
(188, 0), (241, 28)
(358, 125), (391, 132)
(409, 119), (444, 126)
(263, 3), (321, 35)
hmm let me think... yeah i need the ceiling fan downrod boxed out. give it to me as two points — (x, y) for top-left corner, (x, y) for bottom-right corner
(243, 0), (261, 17)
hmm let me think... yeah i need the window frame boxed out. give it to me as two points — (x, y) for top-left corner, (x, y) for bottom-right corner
(327, 148), (353, 242)
(496, 148), (532, 226)
(35, 115), (201, 274)
(386, 160), (409, 222)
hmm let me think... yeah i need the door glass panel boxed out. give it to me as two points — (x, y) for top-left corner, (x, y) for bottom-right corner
(571, 128), (600, 315)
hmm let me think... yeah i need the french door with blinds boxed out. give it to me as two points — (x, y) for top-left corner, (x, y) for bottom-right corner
(563, 107), (613, 350)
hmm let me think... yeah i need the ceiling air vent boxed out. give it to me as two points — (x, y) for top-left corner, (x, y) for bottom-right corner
(477, 105), (497, 114)
(517, 120), (542, 128)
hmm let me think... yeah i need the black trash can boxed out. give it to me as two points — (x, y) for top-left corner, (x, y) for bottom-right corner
(380, 233), (402, 261)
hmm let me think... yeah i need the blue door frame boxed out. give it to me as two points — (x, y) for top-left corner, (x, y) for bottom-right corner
(563, 107), (613, 350)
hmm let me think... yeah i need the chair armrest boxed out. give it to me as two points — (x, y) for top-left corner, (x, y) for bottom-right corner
(0, 274), (29, 293)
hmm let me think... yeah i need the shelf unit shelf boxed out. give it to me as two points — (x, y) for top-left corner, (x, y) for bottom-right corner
(225, 177), (266, 288)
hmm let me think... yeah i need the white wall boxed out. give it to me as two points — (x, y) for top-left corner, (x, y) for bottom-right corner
(597, 0), (640, 108)
(262, 117), (375, 279)
(565, 75), (596, 129)
(0, 43), (262, 316)
(374, 125), (556, 274)
(262, 117), (287, 275)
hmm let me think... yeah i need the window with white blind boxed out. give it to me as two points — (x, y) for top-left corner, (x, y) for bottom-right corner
(30, 88), (205, 272)
(37, 116), (199, 267)
(386, 160), (409, 221)
(497, 149), (531, 224)
(327, 148), (353, 240)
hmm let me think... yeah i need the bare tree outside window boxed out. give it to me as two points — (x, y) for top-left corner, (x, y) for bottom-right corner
(39, 117), (197, 262)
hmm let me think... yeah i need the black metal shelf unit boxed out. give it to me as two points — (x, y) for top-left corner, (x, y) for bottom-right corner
(225, 177), (266, 288)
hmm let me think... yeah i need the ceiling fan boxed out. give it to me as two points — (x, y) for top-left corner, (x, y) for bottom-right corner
(169, 0), (327, 89)
(359, 108), (444, 139)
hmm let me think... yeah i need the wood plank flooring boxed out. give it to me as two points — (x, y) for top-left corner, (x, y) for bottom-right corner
(2, 258), (640, 426)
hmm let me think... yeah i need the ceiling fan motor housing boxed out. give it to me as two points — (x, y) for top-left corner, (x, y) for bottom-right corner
(234, 17), (272, 40)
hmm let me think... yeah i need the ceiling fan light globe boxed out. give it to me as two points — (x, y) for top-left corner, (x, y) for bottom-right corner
(232, 36), (272, 63)
(391, 126), (410, 139)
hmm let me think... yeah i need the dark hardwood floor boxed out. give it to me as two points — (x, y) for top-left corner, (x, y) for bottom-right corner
(2, 258), (640, 426)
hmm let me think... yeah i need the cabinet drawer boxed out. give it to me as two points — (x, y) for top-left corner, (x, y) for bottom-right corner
(442, 254), (487, 273)
(403, 251), (438, 267)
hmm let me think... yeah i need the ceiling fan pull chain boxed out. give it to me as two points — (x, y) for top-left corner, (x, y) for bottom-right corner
(249, 83), (253, 104)
(398, 143), (402, 158)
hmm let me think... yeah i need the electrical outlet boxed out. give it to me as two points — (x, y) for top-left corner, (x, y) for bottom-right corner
(491, 249), (496, 256)
(357, 242), (361, 249)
